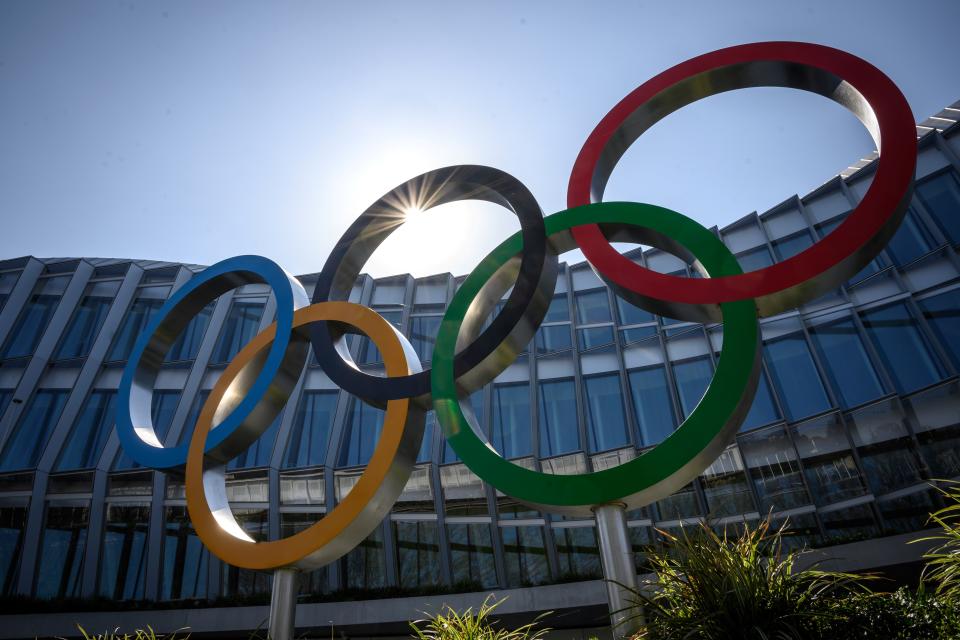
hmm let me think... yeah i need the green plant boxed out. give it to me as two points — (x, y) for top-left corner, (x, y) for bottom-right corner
(816, 587), (960, 640)
(70, 624), (190, 640)
(626, 517), (867, 639)
(409, 595), (550, 640)
(917, 480), (960, 603)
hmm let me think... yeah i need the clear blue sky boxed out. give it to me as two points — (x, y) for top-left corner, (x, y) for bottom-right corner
(1, 1), (957, 277)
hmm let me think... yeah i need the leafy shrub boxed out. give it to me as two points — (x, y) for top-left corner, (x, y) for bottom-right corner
(409, 595), (549, 640)
(817, 587), (960, 640)
(627, 518), (866, 639)
(918, 480), (960, 603)
(73, 624), (190, 640)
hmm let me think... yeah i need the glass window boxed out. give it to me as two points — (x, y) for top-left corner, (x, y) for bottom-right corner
(165, 303), (213, 362)
(280, 513), (327, 595)
(616, 298), (654, 326)
(915, 169), (960, 244)
(338, 397), (384, 467)
(672, 356), (713, 418)
(408, 315), (441, 363)
(538, 379), (579, 457)
(501, 525), (551, 587)
(113, 390), (181, 470)
(654, 483), (700, 521)
(56, 390), (117, 471)
(861, 303), (945, 393)
(554, 526), (602, 579)
(847, 399), (922, 496)
(575, 289), (612, 325)
(394, 520), (441, 589)
(629, 525), (655, 572)
(0, 389), (12, 419)
(0, 272), (20, 313)
(577, 326), (614, 350)
(627, 366), (676, 447)
(735, 246), (774, 272)
(447, 522), (497, 589)
(54, 283), (116, 360)
(740, 370), (780, 431)
(0, 389), (70, 471)
(701, 447), (755, 517)
(620, 325), (657, 344)
(491, 383), (531, 459)
(229, 410), (282, 470)
(543, 293), (570, 323)
(283, 391), (338, 469)
(791, 413), (866, 506)
(161, 506), (209, 600)
(772, 232), (813, 260)
(878, 489), (938, 535)
(106, 295), (166, 362)
(818, 218), (885, 284)
(809, 318), (884, 408)
(357, 310), (402, 365)
(535, 325), (572, 354)
(99, 504), (149, 600)
(343, 526), (386, 590)
(0, 506), (27, 596)
(584, 373), (630, 452)
(920, 289), (960, 370)
(1, 276), (69, 359)
(910, 382), (960, 478)
(820, 504), (880, 544)
(444, 392), (484, 464)
(419, 411), (435, 463)
(35, 505), (88, 599)
(886, 207), (934, 266)
(763, 335), (831, 421)
(220, 509), (271, 597)
(738, 426), (811, 512)
(210, 300), (265, 365)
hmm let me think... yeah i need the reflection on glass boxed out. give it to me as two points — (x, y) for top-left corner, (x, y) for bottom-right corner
(886, 207), (933, 266)
(655, 483), (699, 521)
(791, 414), (865, 506)
(740, 371), (780, 432)
(444, 392), (484, 464)
(543, 293), (570, 323)
(809, 318), (884, 408)
(107, 296), (165, 362)
(538, 379), (578, 457)
(701, 448), (755, 517)
(210, 300), (265, 364)
(577, 326), (614, 351)
(616, 298), (654, 326)
(820, 504), (879, 544)
(491, 383), (531, 459)
(0, 506), (26, 596)
(535, 325), (572, 353)
(165, 303), (213, 362)
(394, 520), (440, 589)
(114, 390), (181, 470)
(628, 366), (676, 447)
(672, 357), (712, 418)
(357, 309), (402, 365)
(54, 288), (114, 360)
(920, 289), (960, 370)
(99, 504), (149, 600)
(447, 523), (497, 589)
(847, 400), (921, 496)
(409, 315), (442, 363)
(764, 335), (831, 421)
(554, 526), (602, 579)
(575, 289), (612, 325)
(338, 397), (384, 467)
(861, 303), (944, 393)
(221, 509), (270, 596)
(878, 490), (937, 535)
(35, 505), (88, 599)
(0, 389), (70, 472)
(343, 527), (386, 590)
(57, 390), (117, 471)
(280, 513), (327, 595)
(284, 390), (338, 468)
(738, 426), (810, 512)
(735, 246), (773, 272)
(501, 526), (551, 587)
(161, 506), (209, 600)
(1, 277), (68, 359)
(584, 373), (629, 452)
(909, 382), (960, 478)
(915, 169), (960, 244)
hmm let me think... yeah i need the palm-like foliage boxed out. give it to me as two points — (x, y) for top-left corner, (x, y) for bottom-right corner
(409, 595), (550, 640)
(627, 518), (867, 640)
(918, 480), (960, 602)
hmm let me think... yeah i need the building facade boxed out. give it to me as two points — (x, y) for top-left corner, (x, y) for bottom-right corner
(0, 103), (959, 634)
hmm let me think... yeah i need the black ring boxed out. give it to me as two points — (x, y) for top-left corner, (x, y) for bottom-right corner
(311, 165), (557, 403)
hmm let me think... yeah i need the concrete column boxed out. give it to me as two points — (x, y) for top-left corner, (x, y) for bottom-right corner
(594, 503), (644, 639)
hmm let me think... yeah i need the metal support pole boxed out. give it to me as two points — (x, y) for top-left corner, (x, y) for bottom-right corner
(268, 567), (299, 640)
(594, 503), (645, 638)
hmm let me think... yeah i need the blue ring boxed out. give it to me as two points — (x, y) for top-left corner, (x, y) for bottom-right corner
(116, 255), (309, 469)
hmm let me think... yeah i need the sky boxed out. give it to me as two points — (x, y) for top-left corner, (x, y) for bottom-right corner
(0, 1), (958, 278)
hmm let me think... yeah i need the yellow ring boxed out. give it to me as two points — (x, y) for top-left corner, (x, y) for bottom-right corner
(185, 302), (423, 570)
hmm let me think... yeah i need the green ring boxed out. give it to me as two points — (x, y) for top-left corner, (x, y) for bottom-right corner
(431, 202), (760, 515)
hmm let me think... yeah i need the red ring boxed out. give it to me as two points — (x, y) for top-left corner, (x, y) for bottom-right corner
(568, 41), (916, 318)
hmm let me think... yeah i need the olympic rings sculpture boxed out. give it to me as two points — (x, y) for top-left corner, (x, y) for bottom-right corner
(117, 41), (917, 570)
